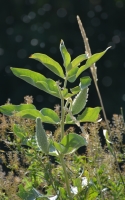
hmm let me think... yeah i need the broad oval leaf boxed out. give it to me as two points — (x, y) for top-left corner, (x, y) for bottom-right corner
(54, 141), (66, 153)
(60, 39), (71, 71)
(15, 109), (59, 124)
(56, 133), (87, 155)
(71, 54), (87, 68)
(77, 107), (101, 122)
(71, 87), (89, 115)
(29, 53), (65, 79)
(40, 108), (60, 123)
(10, 68), (61, 98)
(16, 109), (60, 124)
(0, 104), (36, 116)
(15, 109), (44, 120)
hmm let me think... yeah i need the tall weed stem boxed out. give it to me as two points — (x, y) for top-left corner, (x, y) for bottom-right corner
(77, 15), (110, 135)
(77, 15), (125, 190)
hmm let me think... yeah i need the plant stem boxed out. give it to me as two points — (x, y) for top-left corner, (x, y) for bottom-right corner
(76, 15), (110, 134)
(60, 96), (65, 140)
(59, 154), (72, 199)
(56, 83), (65, 140)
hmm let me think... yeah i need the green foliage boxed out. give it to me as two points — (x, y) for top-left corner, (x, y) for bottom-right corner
(36, 117), (49, 154)
(1, 36), (125, 200)
(0, 104), (36, 116)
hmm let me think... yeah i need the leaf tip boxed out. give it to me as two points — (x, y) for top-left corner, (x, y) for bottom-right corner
(60, 39), (64, 45)
(106, 46), (112, 51)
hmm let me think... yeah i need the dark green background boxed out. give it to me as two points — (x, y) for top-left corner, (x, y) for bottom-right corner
(0, 0), (125, 119)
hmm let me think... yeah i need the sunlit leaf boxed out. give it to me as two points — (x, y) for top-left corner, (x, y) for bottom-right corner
(54, 141), (65, 153)
(54, 133), (87, 155)
(70, 86), (80, 95)
(80, 76), (91, 89)
(40, 108), (60, 123)
(36, 117), (49, 154)
(0, 104), (36, 116)
(29, 53), (65, 79)
(10, 68), (61, 98)
(49, 142), (59, 157)
(71, 87), (89, 115)
(16, 109), (60, 124)
(62, 88), (76, 99)
(71, 54), (87, 68)
(60, 39), (72, 71)
(67, 67), (79, 83)
(76, 47), (111, 78)
(77, 107), (101, 122)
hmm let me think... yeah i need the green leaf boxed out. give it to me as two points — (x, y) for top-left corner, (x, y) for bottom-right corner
(67, 67), (79, 83)
(54, 141), (65, 153)
(60, 39), (71, 71)
(29, 53), (65, 79)
(71, 77), (91, 115)
(76, 47), (111, 78)
(71, 87), (89, 115)
(16, 108), (60, 124)
(65, 113), (75, 124)
(85, 47), (111, 69)
(80, 76), (91, 89)
(49, 142), (59, 157)
(70, 86), (80, 95)
(85, 185), (98, 200)
(62, 88), (76, 99)
(0, 104), (36, 116)
(15, 109), (43, 120)
(77, 107), (101, 122)
(40, 108), (60, 123)
(71, 54), (87, 68)
(13, 124), (25, 139)
(36, 117), (49, 154)
(10, 68), (61, 98)
(54, 133), (87, 155)
(17, 185), (44, 200)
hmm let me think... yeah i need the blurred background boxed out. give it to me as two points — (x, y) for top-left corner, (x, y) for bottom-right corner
(0, 0), (125, 120)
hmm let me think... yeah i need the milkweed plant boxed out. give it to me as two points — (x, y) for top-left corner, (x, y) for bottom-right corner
(0, 16), (125, 200)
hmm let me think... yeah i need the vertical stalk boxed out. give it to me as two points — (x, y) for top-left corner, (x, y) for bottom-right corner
(56, 82), (65, 140)
(59, 154), (72, 199)
(76, 15), (110, 134)
(60, 96), (65, 140)
(76, 15), (125, 190)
